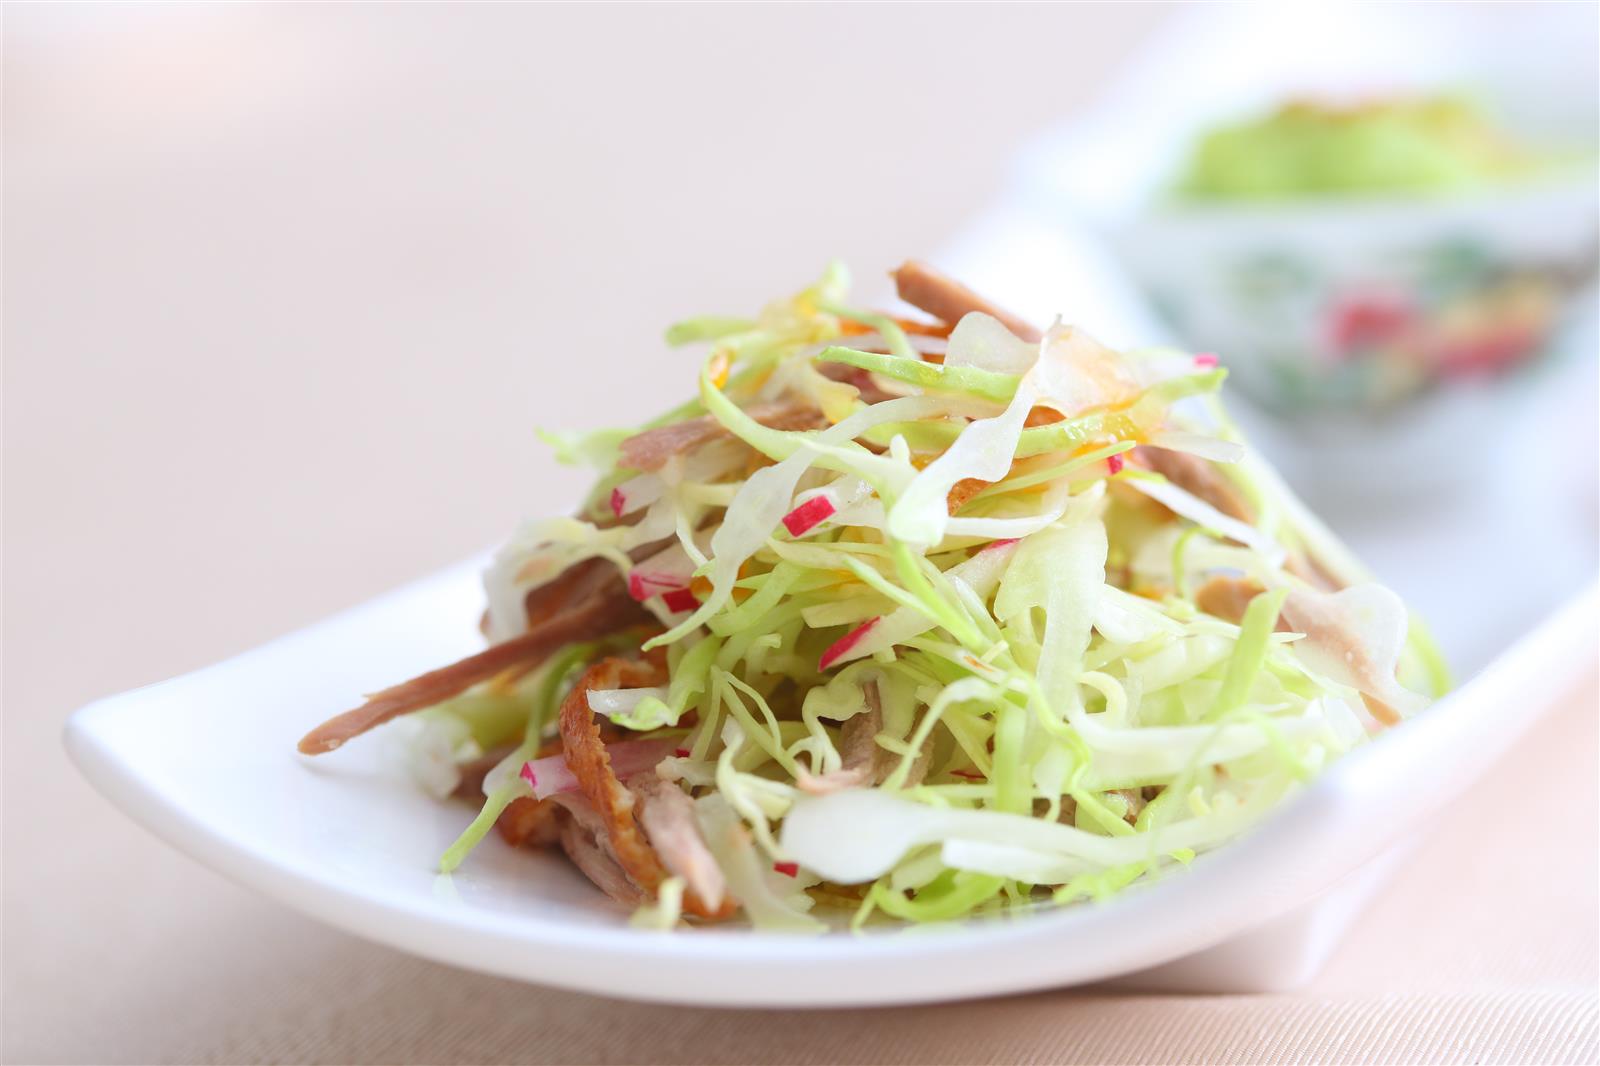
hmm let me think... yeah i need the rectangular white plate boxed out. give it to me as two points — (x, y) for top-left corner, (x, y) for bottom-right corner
(65, 547), (1596, 1007)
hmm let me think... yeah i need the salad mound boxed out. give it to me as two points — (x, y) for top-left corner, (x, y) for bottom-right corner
(299, 262), (1448, 930)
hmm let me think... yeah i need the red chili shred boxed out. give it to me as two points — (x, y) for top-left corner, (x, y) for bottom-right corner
(609, 487), (626, 518)
(773, 861), (800, 877)
(818, 616), (880, 671)
(1107, 453), (1125, 476)
(661, 587), (700, 613)
(781, 495), (837, 538)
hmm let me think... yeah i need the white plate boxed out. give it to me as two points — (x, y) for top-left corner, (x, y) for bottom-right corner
(64, 555), (1596, 1008)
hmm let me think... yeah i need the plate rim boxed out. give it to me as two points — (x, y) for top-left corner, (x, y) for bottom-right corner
(62, 563), (1599, 1007)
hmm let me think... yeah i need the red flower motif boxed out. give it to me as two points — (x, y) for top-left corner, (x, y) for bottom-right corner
(1326, 292), (1416, 357)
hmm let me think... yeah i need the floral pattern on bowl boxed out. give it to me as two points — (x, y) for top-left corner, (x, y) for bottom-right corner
(1111, 178), (1598, 415)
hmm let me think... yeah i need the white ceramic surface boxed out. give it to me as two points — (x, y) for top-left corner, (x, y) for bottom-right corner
(1004, 3), (1599, 497)
(64, 555), (1597, 1008)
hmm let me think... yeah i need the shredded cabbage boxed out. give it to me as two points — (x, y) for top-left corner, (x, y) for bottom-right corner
(406, 263), (1445, 930)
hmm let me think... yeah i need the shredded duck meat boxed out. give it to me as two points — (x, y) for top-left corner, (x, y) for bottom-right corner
(1280, 592), (1404, 727)
(1194, 575), (1270, 626)
(630, 771), (729, 914)
(496, 796), (563, 848)
(946, 477), (988, 514)
(618, 400), (825, 472)
(1113, 787), (1147, 825)
(797, 681), (925, 794)
(891, 260), (1042, 343)
(521, 552), (647, 629)
(818, 362), (899, 406)
(556, 803), (644, 907)
(300, 631), (570, 756)
(1136, 448), (1347, 594)
(796, 686), (878, 795)
(480, 549), (649, 637)
(888, 265), (1045, 510)
(1133, 445), (1254, 525)
(1193, 575), (1400, 726)
(298, 573), (646, 755)
(557, 653), (735, 919)
(1288, 548), (1345, 594)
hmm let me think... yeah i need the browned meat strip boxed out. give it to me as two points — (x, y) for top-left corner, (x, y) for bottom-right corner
(630, 772), (728, 914)
(946, 477), (988, 515)
(300, 632), (567, 755)
(797, 681), (929, 793)
(521, 548), (665, 630)
(1279, 593), (1403, 727)
(838, 700), (885, 780)
(1194, 575), (1269, 625)
(558, 654), (735, 919)
(297, 576), (647, 755)
(891, 260), (1041, 342)
(1287, 550), (1344, 593)
(1358, 693), (1401, 726)
(797, 689), (876, 795)
(818, 362), (899, 405)
(903, 740), (932, 788)
(1134, 446), (1254, 524)
(558, 656), (672, 888)
(1113, 787), (1147, 825)
(556, 806), (644, 907)
(618, 400), (826, 472)
(796, 764), (866, 796)
(496, 796), (563, 848)
(617, 419), (723, 473)
(1134, 447), (1341, 594)
(1191, 576), (1401, 726)
(522, 554), (612, 626)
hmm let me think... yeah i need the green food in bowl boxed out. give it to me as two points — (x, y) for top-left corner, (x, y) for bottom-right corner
(1178, 96), (1537, 199)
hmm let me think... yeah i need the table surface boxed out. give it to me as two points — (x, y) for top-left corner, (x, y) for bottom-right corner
(5, 6), (1596, 1064)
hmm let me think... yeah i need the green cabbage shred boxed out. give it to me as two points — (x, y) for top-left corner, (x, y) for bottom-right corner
(415, 264), (1446, 930)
